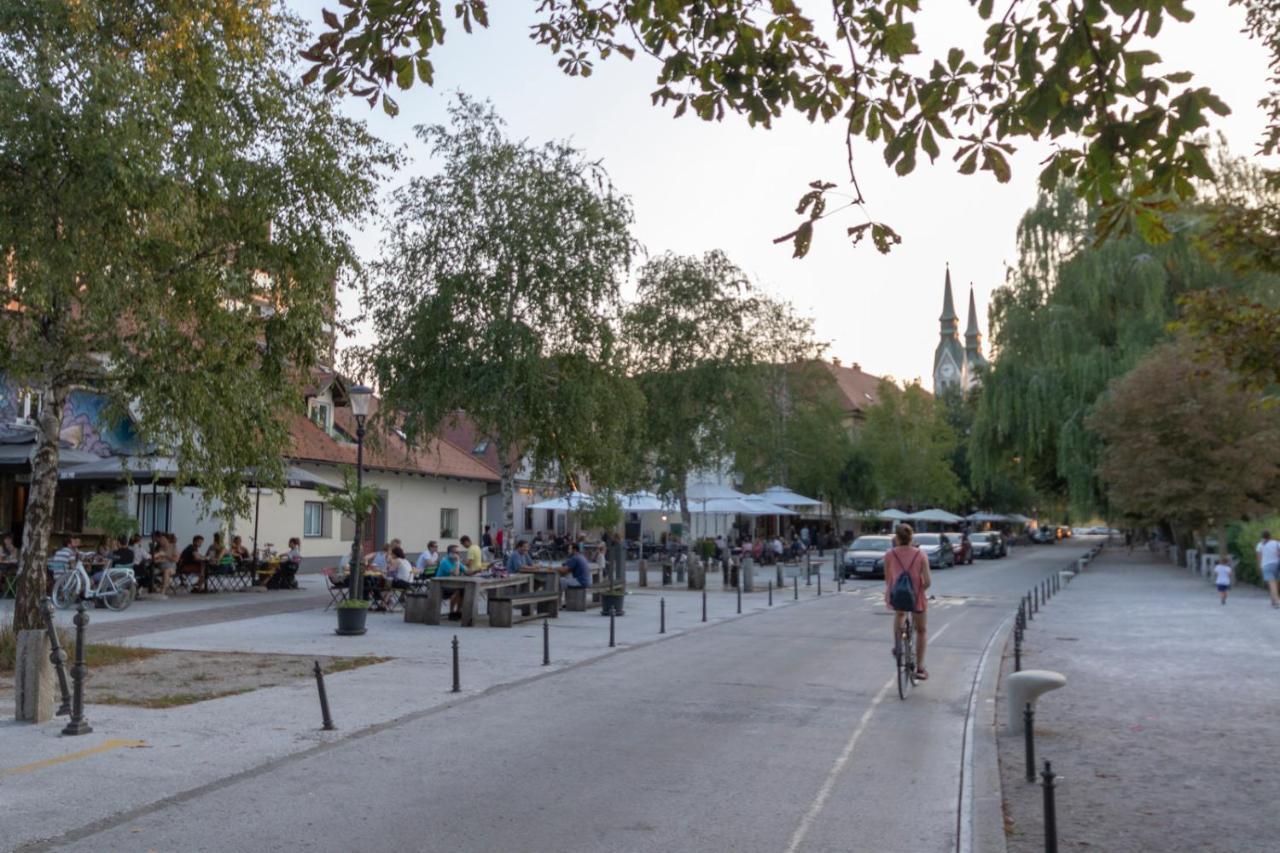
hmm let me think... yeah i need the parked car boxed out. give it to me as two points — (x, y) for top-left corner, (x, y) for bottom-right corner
(842, 535), (893, 578)
(969, 531), (1006, 558)
(1030, 527), (1057, 544)
(913, 533), (956, 568)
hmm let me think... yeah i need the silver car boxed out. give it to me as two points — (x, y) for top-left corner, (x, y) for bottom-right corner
(842, 535), (893, 578)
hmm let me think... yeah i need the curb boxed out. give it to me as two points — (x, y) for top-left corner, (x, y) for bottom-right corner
(958, 609), (1013, 853)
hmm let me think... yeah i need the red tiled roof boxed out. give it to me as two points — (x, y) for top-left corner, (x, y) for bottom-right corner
(287, 406), (498, 482)
(438, 413), (511, 476)
(823, 361), (886, 416)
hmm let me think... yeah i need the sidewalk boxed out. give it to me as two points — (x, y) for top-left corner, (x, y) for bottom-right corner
(996, 550), (1280, 853)
(0, 558), (843, 851)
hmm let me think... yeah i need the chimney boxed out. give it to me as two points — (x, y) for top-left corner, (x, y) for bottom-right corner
(832, 356), (842, 367)
(852, 362), (861, 371)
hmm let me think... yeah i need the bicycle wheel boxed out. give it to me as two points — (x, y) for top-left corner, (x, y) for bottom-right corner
(101, 573), (137, 611)
(896, 624), (909, 700)
(52, 571), (83, 609)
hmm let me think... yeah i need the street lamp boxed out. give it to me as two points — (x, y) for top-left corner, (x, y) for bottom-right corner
(348, 384), (373, 603)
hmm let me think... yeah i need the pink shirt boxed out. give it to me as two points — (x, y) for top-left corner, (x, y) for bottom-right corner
(884, 545), (928, 612)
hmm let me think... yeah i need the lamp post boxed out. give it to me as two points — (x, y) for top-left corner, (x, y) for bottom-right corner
(347, 384), (373, 604)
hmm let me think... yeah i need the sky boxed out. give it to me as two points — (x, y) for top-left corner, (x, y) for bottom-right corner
(292, 1), (1275, 386)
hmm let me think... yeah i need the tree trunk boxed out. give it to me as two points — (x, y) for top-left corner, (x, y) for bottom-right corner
(677, 476), (691, 540)
(14, 382), (68, 632)
(499, 450), (516, 550)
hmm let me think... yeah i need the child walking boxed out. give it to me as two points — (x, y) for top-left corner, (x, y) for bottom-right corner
(1213, 556), (1233, 605)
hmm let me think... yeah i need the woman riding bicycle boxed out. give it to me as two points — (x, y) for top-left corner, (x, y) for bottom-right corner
(885, 523), (932, 680)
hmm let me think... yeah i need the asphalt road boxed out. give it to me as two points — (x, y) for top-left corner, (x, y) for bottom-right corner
(31, 540), (1091, 853)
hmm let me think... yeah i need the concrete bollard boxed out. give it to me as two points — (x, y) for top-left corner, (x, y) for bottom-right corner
(688, 556), (705, 591)
(1006, 670), (1066, 735)
(14, 630), (55, 723)
(638, 558), (648, 588)
(741, 557), (755, 593)
(676, 557), (686, 584)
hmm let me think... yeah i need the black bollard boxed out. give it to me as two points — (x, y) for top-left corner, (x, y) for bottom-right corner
(41, 598), (72, 717)
(543, 618), (551, 666)
(702, 588), (707, 622)
(1027, 593), (1034, 621)
(817, 570), (822, 596)
(768, 580), (773, 606)
(1018, 602), (1026, 631)
(1014, 631), (1022, 672)
(62, 603), (92, 736)
(1024, 703), (1036, 783)
(451, 635), (461, 693)
(609, 606), (616, 647)
(1041, 760), (1059, 853)
(736, 577), (742, 614)
(660, 597), (666, 634)
(794, 575), (799, 601)
(313, 660), (336, 730)
(1034, 585), (1040, 611)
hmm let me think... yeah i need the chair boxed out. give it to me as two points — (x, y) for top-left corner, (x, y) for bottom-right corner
(323, 568), (348, 610)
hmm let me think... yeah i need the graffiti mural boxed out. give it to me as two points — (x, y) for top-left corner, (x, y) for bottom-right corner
(0, 376), (142, 457)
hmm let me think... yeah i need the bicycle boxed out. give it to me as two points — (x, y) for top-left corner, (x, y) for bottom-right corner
(894, 611), (917, 700)
(51, 557), (137, 611)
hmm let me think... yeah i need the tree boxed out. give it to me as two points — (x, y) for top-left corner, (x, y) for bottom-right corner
(360, 97), (639, 548)
(622, 250), (819, 530)
(858, 380), (962, 509)
(969, 178), (1279, 517)
(0, 1), (390, 631)
(302, 0), (1275, 255)
(1087, 338), (1280, 549)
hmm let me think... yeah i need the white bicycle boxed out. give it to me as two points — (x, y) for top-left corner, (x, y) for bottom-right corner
(51, 558), (137, 611)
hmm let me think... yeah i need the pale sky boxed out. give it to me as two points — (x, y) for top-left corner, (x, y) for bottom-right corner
(293, 1), (1274, 385)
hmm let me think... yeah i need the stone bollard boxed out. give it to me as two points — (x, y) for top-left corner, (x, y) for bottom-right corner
(638, 558), (648, 588)
(14, 630), (55, 723)
(741, 557), (755, 593)
(688, 556), (705, 591)
(661, 559), (673, 586)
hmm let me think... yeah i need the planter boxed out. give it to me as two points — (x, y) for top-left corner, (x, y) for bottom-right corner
(335, 605), (368, 636)
(600, 591), (625, 617)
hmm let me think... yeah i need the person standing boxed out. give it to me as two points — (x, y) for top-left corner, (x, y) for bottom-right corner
(481, 524), (493, 552)
(1256, 531), (1280, 609)
(1212, 556), (1233, 605)
(494, 526), (505, 557)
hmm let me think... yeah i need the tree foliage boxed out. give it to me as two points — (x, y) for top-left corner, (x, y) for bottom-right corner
(970, 177), (1279, 516)
(858, 380), (962, 509)
(0, 0), (390, 630)
(1088, 338), (1280, 538)
(303, 0), (1272, 255)
(360, 97), (640, 542)
(621, 250), (819, 527)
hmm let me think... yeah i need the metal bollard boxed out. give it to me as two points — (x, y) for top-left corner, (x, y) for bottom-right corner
(543, 618), (551, 665)
(776, 562), (783, 589)
(1024, 703), (1036, 783)
(660, 597), (666, 634)
(313, 661), (336, 730)
(1041, 760), (1059, 853)
(40, 598), (73, 717)
(1034, 586), (1039, 611)
(638, 558), (648, 588)
(1028, 593), (1034, 621)
(609, 606), (616, 647)
(1014, 631), (1022, 672)
(451, 635), (461, 693)
(1018, 602), (1026, 630)
(768, 580), (773, 606)
(736, 578), (742, 614)
(794, 575), (799, 600)
(817, 570), (821, 596)
(702, 588), (707, 622)
(62, 604), (92, 736)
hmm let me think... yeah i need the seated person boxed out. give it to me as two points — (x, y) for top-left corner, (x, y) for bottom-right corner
(560, 543), (592, 589)
(205, 532), (226, 562)
(505, 540), (531, 575)
(270, 537), (301, 589)
(376, 546), (414, 610)
(229, 535), (252, 561)
(433, 545), (466, 620)
(179, 535), (207, 591)
(53, 536), (83, 567)
(364, 543), (391, 572)
(1, 532), (17, 563)
(415, 541), (440, 575)
(460, 535), (484, 575)
(110, 536), (135, 567)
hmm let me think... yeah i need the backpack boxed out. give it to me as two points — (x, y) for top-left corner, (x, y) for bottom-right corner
(889, 550), (917, 612)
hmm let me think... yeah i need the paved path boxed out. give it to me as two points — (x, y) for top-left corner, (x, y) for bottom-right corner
(5, 541), (1087, 853)
(997, 550), (1280, 853)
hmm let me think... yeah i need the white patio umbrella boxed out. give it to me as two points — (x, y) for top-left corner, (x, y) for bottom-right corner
(878, 508), (913, 521)
(907, 508), (965, 525)
(755, 485), (822, 508)
(621, 491), (678, 552)
(685, 482), (747, 538)
(966, 511), (1009, 524)
(527, 491), (595, 511)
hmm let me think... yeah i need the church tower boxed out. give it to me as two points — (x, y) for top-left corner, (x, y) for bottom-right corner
(932, 266), (965, 395)
(963, 284), (987, 390)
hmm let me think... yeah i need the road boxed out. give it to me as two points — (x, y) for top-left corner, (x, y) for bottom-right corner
(25, 540), (1091, 853)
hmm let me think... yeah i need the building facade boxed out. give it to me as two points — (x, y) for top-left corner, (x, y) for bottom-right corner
(932, 266), (988, 395)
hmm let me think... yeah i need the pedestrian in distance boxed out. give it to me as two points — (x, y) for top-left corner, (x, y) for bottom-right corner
(1256, 531), (1280, 609)
(1212, 556), (1233, 606)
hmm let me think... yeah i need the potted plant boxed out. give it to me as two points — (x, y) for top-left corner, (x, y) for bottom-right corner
(335, 598), (370, 635)
(318, 468), (380, 636)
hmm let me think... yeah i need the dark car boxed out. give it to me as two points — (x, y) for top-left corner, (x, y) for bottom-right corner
(841, 535), (893, 578)
(969, 531), (1006, 558)
(913, 533), (956, 568)
(1030, 527), (1057, 544)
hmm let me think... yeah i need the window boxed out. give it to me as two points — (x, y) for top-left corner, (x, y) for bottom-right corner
(440, 508), (458, 539)
(53, 490), (84, 532)
(139, 493), (171, 535)
(307, 401), (331, 432)
(472, 440), (489, 454)
(522, 507), (533, 532)
(303, 501), (330, 538)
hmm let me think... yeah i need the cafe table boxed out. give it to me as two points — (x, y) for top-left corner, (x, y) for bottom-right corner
(424, 572), (534, 627)
(518, 565), (562, 594)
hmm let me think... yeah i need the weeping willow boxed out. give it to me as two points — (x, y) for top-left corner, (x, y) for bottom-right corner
(972, 183), (1278, 517)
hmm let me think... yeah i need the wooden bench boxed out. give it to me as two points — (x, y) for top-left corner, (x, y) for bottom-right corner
(487, 590), (560, 627)
(563, 582), (616, 612)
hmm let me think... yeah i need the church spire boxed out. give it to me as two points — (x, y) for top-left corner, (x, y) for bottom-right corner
(939, 265), (957, 331)
(965, 284), (980, 341)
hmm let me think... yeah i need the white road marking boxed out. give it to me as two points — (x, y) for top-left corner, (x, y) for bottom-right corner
(783, 620), (956, 853)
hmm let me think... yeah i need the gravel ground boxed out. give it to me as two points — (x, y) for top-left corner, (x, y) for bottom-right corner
(996, 550), (1280, 853)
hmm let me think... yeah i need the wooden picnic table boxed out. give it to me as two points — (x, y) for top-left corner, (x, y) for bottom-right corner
(518, 566), (562, 594)
(424, 573), (534, 627)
